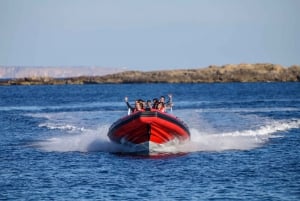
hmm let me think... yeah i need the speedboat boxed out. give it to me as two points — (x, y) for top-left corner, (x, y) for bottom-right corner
(107, 110), (190, 154)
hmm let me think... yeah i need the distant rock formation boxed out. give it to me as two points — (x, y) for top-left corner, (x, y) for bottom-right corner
(0, 66), (125, 79)
(1, 63), (299, 85)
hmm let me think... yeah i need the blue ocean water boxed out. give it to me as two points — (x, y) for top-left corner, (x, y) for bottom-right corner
(0, 83), (300, 200)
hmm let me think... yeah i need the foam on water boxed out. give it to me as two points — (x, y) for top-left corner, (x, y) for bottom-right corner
(39, 123), (86, 132)
(32, 125), (118, 152)
(33, 116), (300, 154)
(142, 118), (300, 154)
(183, 118), (300, 152)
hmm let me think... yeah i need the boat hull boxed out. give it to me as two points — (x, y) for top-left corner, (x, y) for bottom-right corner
(108, 111), (190, 154)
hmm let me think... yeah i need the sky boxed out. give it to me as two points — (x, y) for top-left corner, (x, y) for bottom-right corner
(0, 0), (299, 71)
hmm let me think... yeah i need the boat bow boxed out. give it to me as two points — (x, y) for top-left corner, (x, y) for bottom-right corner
(108, 111), (190, 153)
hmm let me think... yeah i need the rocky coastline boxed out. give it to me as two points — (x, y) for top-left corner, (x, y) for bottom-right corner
(1, 63), (299, 86)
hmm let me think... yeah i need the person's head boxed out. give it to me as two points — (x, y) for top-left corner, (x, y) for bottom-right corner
(157, 102), (164, 109)
(152, 98), (158, 109)
(135, 101), (143, 110)
(159, 96), (165, 103)
(136, 99), (144, 107)
(146, 100), (152, 107)
(135, 100), (139, 107)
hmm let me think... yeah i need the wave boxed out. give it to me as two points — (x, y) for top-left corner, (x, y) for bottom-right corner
(32, 126), (113, 152)
(31, 118), (300, 154)
(38, 123), (86, 132)
(180, 118), (300, 152)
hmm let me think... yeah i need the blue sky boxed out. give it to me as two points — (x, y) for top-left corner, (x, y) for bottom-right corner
(0, 0), (299, 70)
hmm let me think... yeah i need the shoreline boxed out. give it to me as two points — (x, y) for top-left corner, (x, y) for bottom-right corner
(1, 63), (299, 86)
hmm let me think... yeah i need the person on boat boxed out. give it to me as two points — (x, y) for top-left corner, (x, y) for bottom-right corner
(124, 97), (145, 114)
(135, 101), (145, 112)
(158, 94), (173, 112)
(160, 94), (172, 106)
(157, 102), (166, 112)
(159, 96), (166, 103)
(125, 96), (134, 113)
(152, 98), (159, 109)
(140, 99), (147, 110)
(146, 100), (152, 111)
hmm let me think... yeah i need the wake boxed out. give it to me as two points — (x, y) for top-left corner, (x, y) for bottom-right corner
(32, 118), (300, 154)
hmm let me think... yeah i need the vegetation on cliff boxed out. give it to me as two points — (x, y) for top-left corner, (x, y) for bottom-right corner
(1, 63), (299, 85)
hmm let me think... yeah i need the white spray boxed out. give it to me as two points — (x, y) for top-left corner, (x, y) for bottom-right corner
(33, 118), (300, 154)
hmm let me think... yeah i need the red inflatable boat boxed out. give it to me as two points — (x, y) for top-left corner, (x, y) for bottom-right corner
(108, 110), (190, 154)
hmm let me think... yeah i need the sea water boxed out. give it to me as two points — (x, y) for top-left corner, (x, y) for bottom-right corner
(0, 83), (299, 200)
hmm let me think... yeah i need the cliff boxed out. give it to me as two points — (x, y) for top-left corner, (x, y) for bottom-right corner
(1, 63), (299, 86)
